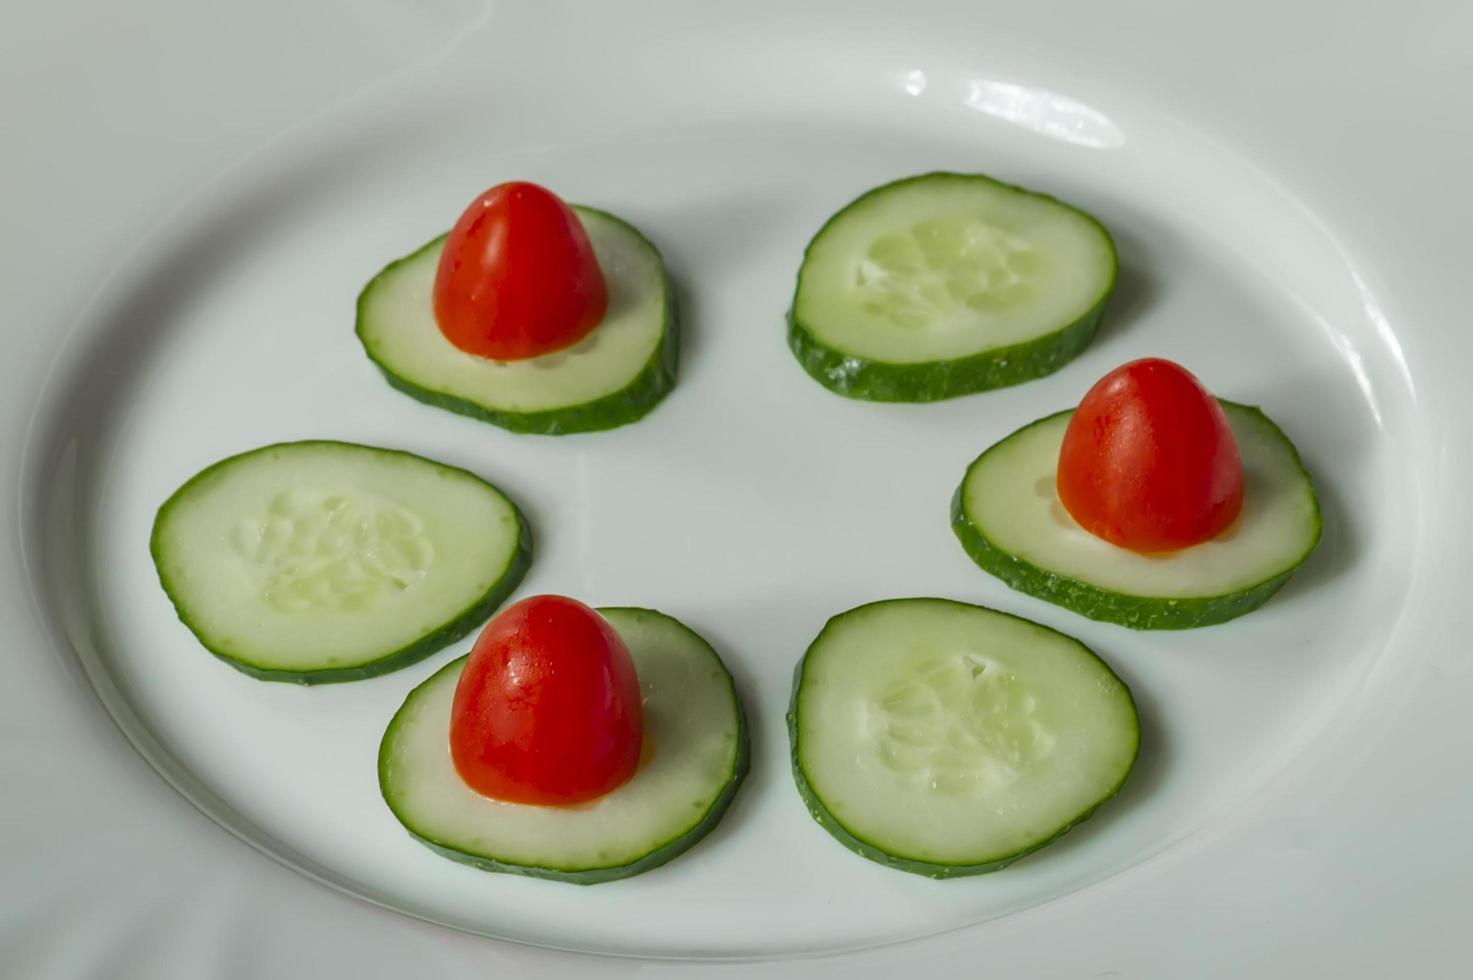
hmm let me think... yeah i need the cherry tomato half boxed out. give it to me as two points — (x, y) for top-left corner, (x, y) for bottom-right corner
(1056, 357), (1244, 553)
(450, 595), (642, 806)
(433, 182), (608, 361)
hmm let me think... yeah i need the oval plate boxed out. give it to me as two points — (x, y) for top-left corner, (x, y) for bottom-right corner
(6, 0), (1471, 976)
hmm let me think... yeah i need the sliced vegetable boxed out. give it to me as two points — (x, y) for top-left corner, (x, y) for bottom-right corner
(150, 441), (530, 682)
(788, 598), (1139, 877)
(952, 403), (1320, 629)
(1058, 358), (1244, 552)
(433, 182), (608, 361)
(788, 171), (1116, 401)
(451, 595), (643, 806)
(358, 207), (675, 435)
(381, 608), (748, 883)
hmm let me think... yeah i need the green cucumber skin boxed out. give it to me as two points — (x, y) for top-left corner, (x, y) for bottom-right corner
(950, 403), (1323, 630)
(150, 440), (532, 685)
(786, 597), (1139, 879)
(356, 209), (678, 436)
(381, 609), (750, 885)
(787, 171), (1116, 402)
(788, 297), (1105, 403)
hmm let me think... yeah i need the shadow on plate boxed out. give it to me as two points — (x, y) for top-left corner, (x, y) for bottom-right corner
(1097, 225), (1158, 345)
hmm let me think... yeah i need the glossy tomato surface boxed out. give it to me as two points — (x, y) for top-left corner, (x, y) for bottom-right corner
(433, 181), (608, 361)
(1056, 357), (1244, 553)
(450, 595), (642, 806)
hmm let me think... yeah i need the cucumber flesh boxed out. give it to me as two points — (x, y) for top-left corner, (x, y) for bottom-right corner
(357, 207), (676, 435)
(150, 441), (530, 682)
(790, 172), (1115, 401)
(952, 402), (1321, 629)
(379, 608), (748, 884)
(789, 598), (1138, 877)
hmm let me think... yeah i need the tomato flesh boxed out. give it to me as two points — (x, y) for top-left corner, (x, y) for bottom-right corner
(450, 595), (642, 806)
(1056, 357), (1244, 553)
(432, 181), (608, 361)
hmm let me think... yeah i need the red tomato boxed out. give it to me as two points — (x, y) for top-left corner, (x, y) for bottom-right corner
(432, 182), (608, 361)
(1056, 358), (1244, 553)
(450, 595), (642, 806)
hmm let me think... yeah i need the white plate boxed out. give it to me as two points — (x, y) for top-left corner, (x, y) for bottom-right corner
(5, 1), (1471, 976)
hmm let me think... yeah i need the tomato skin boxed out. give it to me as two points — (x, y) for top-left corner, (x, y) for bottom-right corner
(432, 182), (608, 361)
(450, 595), (642, 806)
(1056, 358), (1244, 553)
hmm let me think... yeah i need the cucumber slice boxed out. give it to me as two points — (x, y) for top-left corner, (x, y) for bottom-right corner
(788, 598), (1139, 878)
(379, 608), (749, 884)
(357, 207), (676, 435)
(952, 402), (1322, 629)
(789, 172), (1116, 401)
(150, 441), (530, 683)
